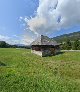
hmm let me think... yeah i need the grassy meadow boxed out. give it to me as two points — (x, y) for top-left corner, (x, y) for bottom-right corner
(0, 48), (80, 92)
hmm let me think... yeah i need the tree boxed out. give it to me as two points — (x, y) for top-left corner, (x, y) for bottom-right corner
(72, 39), (80, 50)
(0, 41), (10, 48)
(0, 41), (7, 48)
(64, 39), (72, 50)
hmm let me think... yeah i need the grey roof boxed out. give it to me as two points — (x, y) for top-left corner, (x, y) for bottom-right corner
(31, 35), (60, 46)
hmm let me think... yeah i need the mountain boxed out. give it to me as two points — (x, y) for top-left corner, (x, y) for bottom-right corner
(14, 44), (31, 49)
(15, 44), (26, 46)
(53, 31), (80, 42)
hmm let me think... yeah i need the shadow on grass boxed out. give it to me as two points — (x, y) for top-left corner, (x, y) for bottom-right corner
(0, 61), (6, 66)
(56, 51), (65, 55)
(45, 51), (65, 57)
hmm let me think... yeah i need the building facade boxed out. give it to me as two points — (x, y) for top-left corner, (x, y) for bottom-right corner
(31, 35), (60, 57)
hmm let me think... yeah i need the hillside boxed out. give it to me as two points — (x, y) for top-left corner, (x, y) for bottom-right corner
(53, 31), (80, 42)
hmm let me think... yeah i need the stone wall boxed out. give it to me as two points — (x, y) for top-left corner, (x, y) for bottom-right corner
(42, 50), (51, 57)
(31, 50), (42, 56)
(31, 50), (51, 57)
(55, 48), (60, 54)
(31, 48), (60, 57)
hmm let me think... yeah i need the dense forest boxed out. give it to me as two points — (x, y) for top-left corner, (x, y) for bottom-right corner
(60, 39), (80, 50)
(53, 31), (80, 50)
(53, 31), (80, 42)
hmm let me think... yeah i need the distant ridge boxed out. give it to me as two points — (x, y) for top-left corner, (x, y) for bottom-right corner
(15, 44), (26, 46)
(53, 31), (80, 42)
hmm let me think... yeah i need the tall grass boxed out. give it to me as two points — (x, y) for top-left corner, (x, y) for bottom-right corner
(0, 48), (80, 92)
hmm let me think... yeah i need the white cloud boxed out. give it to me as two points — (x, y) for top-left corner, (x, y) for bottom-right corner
(0, 35), (24, 45)
(21, 30), (37, 45)
(0, 35), (10, 41)
(0, 34), (34, 45)
(24, 0), (80, 36)
(22, 37), (34, 45)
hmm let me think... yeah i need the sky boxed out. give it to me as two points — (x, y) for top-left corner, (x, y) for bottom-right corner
(0, 0), (80, 45)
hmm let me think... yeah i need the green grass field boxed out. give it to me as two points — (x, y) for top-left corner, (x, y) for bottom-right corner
(0, 48), (80, 92)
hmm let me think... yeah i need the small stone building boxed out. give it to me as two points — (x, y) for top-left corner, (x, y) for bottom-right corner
(31, 35), (60, 57)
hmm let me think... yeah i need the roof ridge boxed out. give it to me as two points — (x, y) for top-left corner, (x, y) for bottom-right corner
(31, 35), (59, 45)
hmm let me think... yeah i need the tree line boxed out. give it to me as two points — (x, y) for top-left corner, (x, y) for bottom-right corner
(0, 41), (21, 48)
(61, 39), (80, 50)
(0, 41), (10, 48)
(0, 41), (31, 49)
